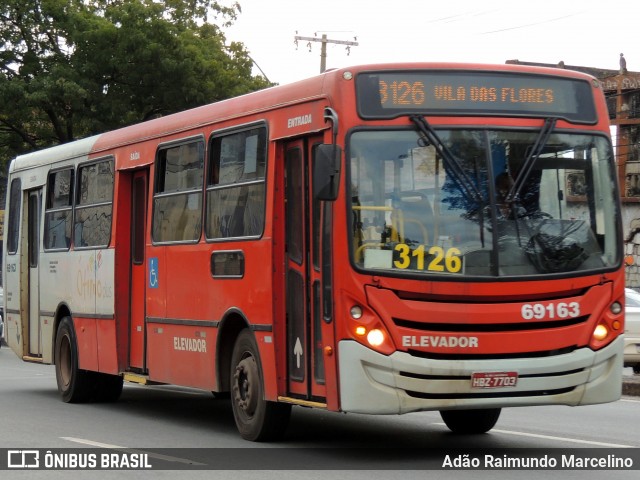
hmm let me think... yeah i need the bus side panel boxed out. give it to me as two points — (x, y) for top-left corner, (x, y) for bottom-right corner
(40, 316), (55, 364)
(143, 239), (277, 393)
(40, 251), (76, 359)
(209, 241), (277, 399)
(72, 251), (101, 320)
(145, 246), (167, 326)
(96, 319), (119, 374)
(37, 245), (115, 371)
(3, 255), (23, 357)
(73, 317), (99, 371)
(147, 323), (216, 390)
(146, 243), (220, 389)
(95, 248), (117, 374)
(53, 249), (112, 373)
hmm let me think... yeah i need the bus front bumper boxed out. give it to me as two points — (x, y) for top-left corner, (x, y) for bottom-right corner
(337, 336), (623, 414)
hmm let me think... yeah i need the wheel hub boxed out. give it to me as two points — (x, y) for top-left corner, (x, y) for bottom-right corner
(233, 356), (259, 416)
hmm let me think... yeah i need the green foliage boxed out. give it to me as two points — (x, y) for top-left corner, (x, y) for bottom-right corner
(0, 0), (271, 168)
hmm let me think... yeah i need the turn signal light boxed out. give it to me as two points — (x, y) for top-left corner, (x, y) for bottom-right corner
(347, 302), (395, 355)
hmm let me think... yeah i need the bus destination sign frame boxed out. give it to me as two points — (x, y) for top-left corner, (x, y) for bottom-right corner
(356, 70), (597, 124)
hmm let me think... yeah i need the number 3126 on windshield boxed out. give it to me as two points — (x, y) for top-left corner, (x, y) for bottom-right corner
(393, 244), (462, 273)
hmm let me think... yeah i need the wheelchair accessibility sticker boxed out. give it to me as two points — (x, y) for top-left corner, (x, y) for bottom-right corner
(149, 257), (159, 289)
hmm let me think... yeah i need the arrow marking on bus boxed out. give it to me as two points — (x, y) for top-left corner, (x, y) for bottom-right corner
(294, 337), (303, 368)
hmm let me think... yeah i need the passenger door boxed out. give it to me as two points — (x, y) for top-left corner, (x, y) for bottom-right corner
(284, 137), (329, 402)
(129, 169), (149, 370)
(26, 189), (43, 357)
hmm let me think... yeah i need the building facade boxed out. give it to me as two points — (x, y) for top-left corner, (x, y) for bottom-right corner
(508, 59), (640, 287)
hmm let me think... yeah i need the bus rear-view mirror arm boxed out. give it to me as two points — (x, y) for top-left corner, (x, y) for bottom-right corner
(313, 107), (342, 201)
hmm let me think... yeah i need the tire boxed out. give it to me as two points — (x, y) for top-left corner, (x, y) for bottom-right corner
(440, 408), (501, 434)
(230, 329), (291, 441)
(54, 317), (92, 403)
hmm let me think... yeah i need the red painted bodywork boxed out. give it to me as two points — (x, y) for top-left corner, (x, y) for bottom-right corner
(58, 63), (622, 412)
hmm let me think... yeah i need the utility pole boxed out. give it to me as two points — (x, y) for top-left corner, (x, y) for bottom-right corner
(294, 33), (358, 73)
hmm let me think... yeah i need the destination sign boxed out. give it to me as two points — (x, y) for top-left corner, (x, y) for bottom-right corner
(356, 71), (596, 123)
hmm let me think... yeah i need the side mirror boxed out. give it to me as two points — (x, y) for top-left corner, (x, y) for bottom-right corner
(312, 144), (342, 201)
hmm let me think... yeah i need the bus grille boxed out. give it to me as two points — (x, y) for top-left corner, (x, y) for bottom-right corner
(393, 316), (589, 332)
(404, 386), (576, 399)
(404, 346), (578, 360)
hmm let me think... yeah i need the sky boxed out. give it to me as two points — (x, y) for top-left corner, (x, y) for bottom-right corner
(224, 0), (639, 85)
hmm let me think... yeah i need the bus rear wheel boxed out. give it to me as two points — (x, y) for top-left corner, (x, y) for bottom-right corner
(230, 329), (291, 441)
(55, 317), (92, 403)
(439, 408), (501, 434)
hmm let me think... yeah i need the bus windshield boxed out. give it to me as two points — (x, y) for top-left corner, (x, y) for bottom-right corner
(348, 127), (620, 277)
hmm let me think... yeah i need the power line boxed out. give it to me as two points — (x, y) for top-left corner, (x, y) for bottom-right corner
(481, 13), (581, 34)
(294, 32), (358, 73)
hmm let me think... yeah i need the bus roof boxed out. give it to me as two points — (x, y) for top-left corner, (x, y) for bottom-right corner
(9, 135), (100, 173)
(9, 62), (599, 172)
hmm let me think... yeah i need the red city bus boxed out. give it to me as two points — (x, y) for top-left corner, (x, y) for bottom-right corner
(2, 63), (624, 441)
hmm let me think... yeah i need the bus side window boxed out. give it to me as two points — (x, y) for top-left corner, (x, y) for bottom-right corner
(152, 141), (204, 243)
(206, 125), (266, 239)
(6, 178), (22, 255)
(44, 168), (74, 250)
(243, 183), (266, 235)
(74, 224), (84, 247)
(74, 159), (114, 248)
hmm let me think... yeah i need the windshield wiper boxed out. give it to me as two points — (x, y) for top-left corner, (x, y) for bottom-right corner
(409, 115), (483, 206)
(505, 117), (557, 204)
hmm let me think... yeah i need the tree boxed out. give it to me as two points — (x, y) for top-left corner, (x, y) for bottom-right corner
(0, 0), (272, 166)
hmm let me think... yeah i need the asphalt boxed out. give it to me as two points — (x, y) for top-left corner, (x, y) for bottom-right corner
(623, 374), (640, 396)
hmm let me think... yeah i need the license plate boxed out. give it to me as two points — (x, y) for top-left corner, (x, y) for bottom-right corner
(471, 371), (518, 389)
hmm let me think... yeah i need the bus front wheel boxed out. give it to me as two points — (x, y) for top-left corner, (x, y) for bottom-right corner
(230, 329), (291, 441)
(439, 408), (501, 434)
